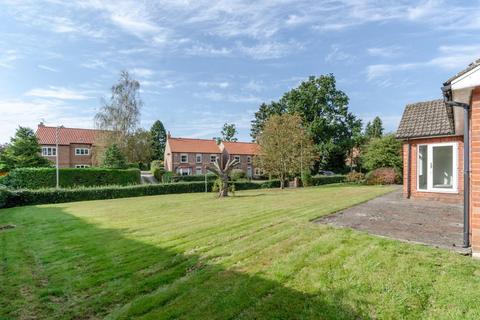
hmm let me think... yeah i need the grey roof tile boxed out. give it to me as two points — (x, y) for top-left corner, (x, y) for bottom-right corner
(396, 99), (455, 139)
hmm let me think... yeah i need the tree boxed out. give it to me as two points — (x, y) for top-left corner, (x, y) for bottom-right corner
(207, 158), (239, 197)
(0, 127), (50, 170)
(220, 123), (238, 142)
(102, 144), (127, 169)
(150, 120), (167, 160)
(255, 114), (316, 189)
(365, 116), (384, 140)
(95, 70), (142, 153)
(361, 134), (402, 172)
(125, 129), (153, 165)
(250, 74), (361, 172)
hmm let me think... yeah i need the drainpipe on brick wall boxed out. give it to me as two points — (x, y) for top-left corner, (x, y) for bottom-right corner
(406, 139), (411, 199)
(442, 87), (470, 248)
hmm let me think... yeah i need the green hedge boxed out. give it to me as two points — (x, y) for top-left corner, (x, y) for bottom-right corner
(5, 168), (141, 189)
(311, 175), (346, 185)
(172, 174), (217, 182)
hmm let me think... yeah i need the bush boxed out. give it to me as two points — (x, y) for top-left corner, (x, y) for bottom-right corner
(365, 168), (400, 185)
(172, 174), (216, 183)
(3, 180), (283, 208)
(230, 169), (246, 181)
(0, 185), (9, 208)
(361, 134), (402, 172)
(258, 180), (282, 188)
(5, 167), (141, 189)
(152, 167), (165, 182)
(301, 170), (313, 187)
(311, 175), (346, 186)
(345, 171), (365, 184)
(150, 160), (163, 171)
(162, 171), (174, 183)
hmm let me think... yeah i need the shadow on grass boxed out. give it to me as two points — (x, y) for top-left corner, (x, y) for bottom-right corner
(1, 206), (368, 319)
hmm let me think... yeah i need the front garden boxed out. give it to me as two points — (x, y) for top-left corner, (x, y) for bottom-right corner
(2, 185), (480, 319)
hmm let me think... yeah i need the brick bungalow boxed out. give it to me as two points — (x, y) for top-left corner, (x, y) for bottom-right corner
(164, 134), (260, 177)
(397, 59), (480, 257)
(36, 123), (105, 168)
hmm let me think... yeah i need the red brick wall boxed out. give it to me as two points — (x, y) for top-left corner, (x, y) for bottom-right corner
(41, 144), (93, 168)
(171, 152), (222, 174)
(470, 88), (480, 255)
(402, 135), (464, 204)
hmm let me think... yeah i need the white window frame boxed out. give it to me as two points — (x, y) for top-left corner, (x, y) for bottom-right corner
(177, 167), (192, 176)
(75, 164), (90, 168)
(210, 155), (218, 163)
(180, 154), (188, 163)
(75, 148), (90, 156)
(247, 156), (252, 164)
(42, 147), (57, 156)
(195, 166), (203, 175)
(417, 142), (458, 193)
(196, 154), (202, 163)
(234, 155), (241, 163)
(254, 168), (262, 176)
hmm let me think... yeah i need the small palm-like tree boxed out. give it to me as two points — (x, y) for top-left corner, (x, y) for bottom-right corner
(207, 158), (239, 197)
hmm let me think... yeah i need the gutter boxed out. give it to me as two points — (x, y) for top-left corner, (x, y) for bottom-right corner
(406, 138), (411, 199)
(442, 85), (470, 248)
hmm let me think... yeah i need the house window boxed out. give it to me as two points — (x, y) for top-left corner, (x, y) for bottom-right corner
(196, 167), (203, 175)
(234, 156), (240, 163)
(210, 155), (217, 163)
(247, 156), (251, 164)
(180, 154), (188, 163)
(75, 164), (90, 168)
(196, 154), (202, 163)
(417, 143), (458, 192)
(42, 147), (56, 156)
(254, 168), (262, 176)
(247, 166), (252, 177)
(177, 167), (192, 176)
(75, 148), (90, 156)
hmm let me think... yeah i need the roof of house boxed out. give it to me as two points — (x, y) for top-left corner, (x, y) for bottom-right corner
(222, 141), (260, 155)
(396, 99), (456, 139)
(36, 125), (101, 145)
(444, 58), (480, 85)
(167, 137), (221, 153)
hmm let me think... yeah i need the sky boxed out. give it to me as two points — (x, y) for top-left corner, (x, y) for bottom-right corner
(1, 0), (480, 143)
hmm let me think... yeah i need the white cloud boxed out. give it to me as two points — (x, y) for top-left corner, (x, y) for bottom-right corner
(25, 86), (92, 100)
(0, 50), (19, 68)
(198, 81), (230, 89)
(185, 44), (232, 57)
(38, 65), (59, 72)
(195, 91), (261, 103)
(325, 45), (355, 63)
(81, 59), (107, 70)
(237, 41), (300, 60)
(244, 80), (265, 92)
(131, 68), (154, 79)
(367, 46), (402, 58)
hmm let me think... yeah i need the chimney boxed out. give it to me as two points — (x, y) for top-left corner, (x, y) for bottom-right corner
(38, 122), (45, 127)
(167, 131), (171, 139)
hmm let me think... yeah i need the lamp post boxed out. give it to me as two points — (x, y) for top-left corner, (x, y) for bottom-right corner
(55, 125), (63, 189)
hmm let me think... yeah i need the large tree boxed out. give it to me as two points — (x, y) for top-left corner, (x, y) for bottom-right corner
(255, 114), (315, 189)
(220, 123), (238, 142)
(150, 120), (167, 161)
(125, 129), (153, 165)
(102, 144), (127, 169)
(250, 74), (361, 172)
(365, 116), (384, 140)
(95, 70), (142, 155)
(0, 127), (50, 170)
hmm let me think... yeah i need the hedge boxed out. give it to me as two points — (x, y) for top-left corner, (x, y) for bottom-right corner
(4, 168), (141, 189)
(172, 174), (217, 183)
(311, 175), (346, 185)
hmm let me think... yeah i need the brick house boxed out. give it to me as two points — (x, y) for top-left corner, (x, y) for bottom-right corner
(397, 59), (480, 257)
(164, 135), (261, 177)
(36, 123), (105, 168)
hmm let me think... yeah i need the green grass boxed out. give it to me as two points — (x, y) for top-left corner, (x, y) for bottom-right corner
(1, 185), (480, 319)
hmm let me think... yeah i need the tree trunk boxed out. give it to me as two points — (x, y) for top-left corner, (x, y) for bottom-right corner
(219, 174), (229, 197)
(280, 177), (285, 189)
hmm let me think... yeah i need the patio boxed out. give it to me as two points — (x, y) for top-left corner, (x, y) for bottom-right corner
(316, 186), (468, 254)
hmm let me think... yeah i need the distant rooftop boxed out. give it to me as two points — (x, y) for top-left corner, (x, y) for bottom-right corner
(36, 124), (103, 145)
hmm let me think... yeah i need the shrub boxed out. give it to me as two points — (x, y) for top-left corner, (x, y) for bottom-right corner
(311, 175), (346, 185)
(162, 171), (174, 183)
(365, 168), (400, 185)
(259, 180), (281, 188)
(150, 160), (163, 171)
(345, 171), (365, 184)
(0, 185), (10, 208)
(152, 167), (165, 182)
(230, 169), (246, 181)
(361, 134), (402, 172)
(102, 144), (127, 169)
(301, 170), (313, 187)
(5, 167), (141, 189)
(172, 174), (216, 183)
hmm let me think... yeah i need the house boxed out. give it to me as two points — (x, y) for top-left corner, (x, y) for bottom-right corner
(164, 134), (261, 177)
(36, 123), (105, 168)
(397, 59), (480, 257)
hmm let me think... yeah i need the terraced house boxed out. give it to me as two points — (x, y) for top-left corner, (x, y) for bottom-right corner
(164, 134), (261, 177)
(36, 123), (105, 168)
(397, 59), (480, 258)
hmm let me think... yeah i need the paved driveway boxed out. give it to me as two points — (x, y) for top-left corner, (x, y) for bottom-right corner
(316, 186), (467, 253)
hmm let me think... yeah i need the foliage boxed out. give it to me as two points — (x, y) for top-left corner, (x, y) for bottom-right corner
(311, 175), (346, 185)
(0, 185), (8, 208)
(150, 120), (167, 160)
(361, 134), (402, 172)
(365, 168), (401, 185)
(207, 158), (239, 197)
(251, 74), (362, 172)
(172, 174), (216, 182)
(255, 114), (316, 189)
(0, 127), (51, 171)
(125, 129), (153, 164)
(161, 171), (174, 183)
(230, 169), (246, 181)
(345, 171), (365, 183)
(220, 123), (238, 142)
(152, 167), (165, 182)
(94, 70), (142, 152)
(365, 116), (384, 140)
(300, 170), (313, 187)
(4, 167), (140, 189)
(102, 144), (128, 169)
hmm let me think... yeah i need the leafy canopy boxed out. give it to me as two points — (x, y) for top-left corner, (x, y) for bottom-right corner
(365, 116), (384, 140)
(251, 74), (361, 172)
(0, 127), (50, 170)
(361, 134), (402, 172)
(220, 123), (238, 142)
(102, 144), (128, 169)
(150, 120), (167, 160)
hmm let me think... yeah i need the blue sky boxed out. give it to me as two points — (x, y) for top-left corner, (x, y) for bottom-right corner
(1, 0), (480, 143)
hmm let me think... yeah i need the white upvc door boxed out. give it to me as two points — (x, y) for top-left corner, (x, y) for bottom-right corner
(417, 142), (458, 193)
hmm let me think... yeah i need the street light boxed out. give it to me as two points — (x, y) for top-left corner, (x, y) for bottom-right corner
(55, 125), (63, 189)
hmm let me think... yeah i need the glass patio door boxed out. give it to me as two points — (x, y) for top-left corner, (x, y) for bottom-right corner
(417, 143), (457, 192)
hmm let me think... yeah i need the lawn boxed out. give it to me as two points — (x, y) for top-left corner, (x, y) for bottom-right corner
(1, 185), (480, 319)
